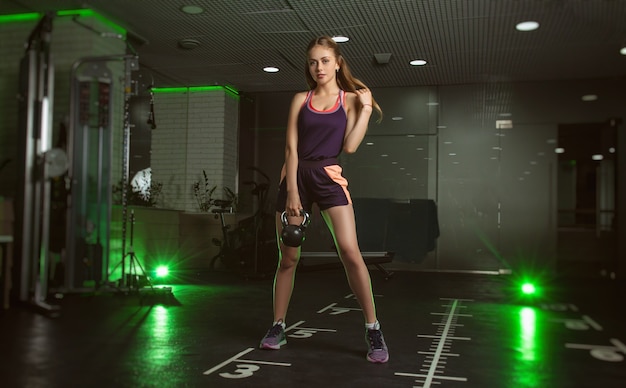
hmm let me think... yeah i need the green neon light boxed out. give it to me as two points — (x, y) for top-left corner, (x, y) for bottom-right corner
(56, 9), (94, 17)
(0, 9), (125, 36)
(521, 282), (536, 295)
(0, 13), (41, 23)
(153, 86), (240, 100)
(155, 266), (169, 278)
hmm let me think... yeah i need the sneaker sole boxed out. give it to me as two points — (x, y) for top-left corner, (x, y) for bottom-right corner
(260, 340), (286, 350)
(367, 354), (389, 363)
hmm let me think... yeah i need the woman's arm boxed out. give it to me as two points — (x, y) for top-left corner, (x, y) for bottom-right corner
(283, 92), (307, 215)
(343, 89), (373, 154)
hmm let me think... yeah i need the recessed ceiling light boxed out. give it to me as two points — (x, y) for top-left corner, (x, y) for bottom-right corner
(410, 59), (427, 66)
(263, 66), (279, 73)
(181, 5), (204, 14)
(581, 94), (598, 101)
(178, 39), (200, 49)
(592, 154), (604, 161)
(391, 116), (404, 121)
(332, 36), (349, 43)
(620, 46), (626, 55)
(554, 147), (565, 154)
(516, 21), (539, 31)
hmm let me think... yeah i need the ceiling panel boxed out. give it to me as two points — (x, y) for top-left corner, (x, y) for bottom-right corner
(1, 0), (625, 92)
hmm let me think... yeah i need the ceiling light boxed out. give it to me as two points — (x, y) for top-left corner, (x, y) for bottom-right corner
(263, 66), (279, 73)
(555, 148), (565, 154)
(620, 46), (626, 55)
(581, 94), (598, 101)
(592, 154), (604, 161)
(178, 39), (200, 49)
(410, 59), (427, 66)
(181, 5), (204, 14)
(332, 35), (349, 43)
(391, 116), (403, 121)
(609, 147), (616, 153)
(516, 21), (539, 31)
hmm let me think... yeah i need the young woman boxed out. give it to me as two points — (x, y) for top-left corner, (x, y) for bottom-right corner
(259, 36), (388, 364)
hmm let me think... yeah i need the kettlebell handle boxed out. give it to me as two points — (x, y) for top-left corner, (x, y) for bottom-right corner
(281, 210), (310, 228)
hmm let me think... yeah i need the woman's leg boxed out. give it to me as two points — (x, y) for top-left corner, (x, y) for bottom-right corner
(321, 205), (377, 324)
(272, 211), (302, 322)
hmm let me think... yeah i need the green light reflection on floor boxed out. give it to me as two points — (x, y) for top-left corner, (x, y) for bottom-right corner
(147, 305), (174, 364)
(510, 306), (546, 387)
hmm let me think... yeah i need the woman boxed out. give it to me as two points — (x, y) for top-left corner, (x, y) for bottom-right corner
(260, 36), (388, 364)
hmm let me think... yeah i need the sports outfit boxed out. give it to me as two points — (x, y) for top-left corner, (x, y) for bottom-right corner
(275, 89), (351, 213)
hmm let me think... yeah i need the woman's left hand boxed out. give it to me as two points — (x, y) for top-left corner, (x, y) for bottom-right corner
(356, 88), (372, 107)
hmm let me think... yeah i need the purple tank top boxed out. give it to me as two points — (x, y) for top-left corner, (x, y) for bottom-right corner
(297, 90), (347, 161)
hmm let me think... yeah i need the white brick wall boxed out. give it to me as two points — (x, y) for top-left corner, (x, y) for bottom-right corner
(151, 89), (239, 212)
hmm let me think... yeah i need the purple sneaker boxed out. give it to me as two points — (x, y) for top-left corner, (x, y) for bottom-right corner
(260, 323), (287, 350)
(366, 328), (389, 363)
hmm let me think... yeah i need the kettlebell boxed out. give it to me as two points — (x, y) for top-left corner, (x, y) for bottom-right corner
(280, 210), (310, 247)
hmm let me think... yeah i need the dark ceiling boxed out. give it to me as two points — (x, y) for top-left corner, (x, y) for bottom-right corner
(2, 0), (626, 93)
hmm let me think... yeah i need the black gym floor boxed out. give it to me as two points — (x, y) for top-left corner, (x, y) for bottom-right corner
(1, 267), (625, 388)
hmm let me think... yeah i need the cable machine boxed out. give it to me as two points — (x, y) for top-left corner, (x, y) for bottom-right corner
(66, 54), (138, 291)
(15, 12), (68, 312)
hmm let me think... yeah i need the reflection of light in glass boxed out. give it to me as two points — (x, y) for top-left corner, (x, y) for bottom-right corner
(581, 94), (598, 102)
(520, 307), (536, 360)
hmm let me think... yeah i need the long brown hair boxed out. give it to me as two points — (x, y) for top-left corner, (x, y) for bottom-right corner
(304, 36), (382, 121)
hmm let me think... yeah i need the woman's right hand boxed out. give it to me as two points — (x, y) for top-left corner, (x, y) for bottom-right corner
(285, 191), (303, 218)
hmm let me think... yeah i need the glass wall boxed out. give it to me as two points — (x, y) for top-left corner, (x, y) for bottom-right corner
(251, 78), (625, 275)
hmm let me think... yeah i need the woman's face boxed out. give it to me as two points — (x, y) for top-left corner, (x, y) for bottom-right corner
(308, 45), (339, 85)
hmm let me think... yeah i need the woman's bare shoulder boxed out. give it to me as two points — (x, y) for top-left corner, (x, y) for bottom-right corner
(291, 91), (308, 104)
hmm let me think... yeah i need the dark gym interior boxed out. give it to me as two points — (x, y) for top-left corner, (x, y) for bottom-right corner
(1, 1), (625, 387)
